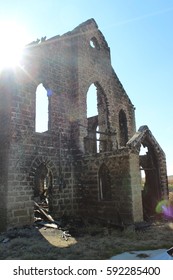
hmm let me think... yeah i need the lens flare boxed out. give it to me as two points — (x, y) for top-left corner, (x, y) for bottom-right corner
(0, 20), (29, 69)
(156, 200), (173, 219)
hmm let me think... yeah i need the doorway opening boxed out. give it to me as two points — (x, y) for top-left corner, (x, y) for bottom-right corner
(139, 144), (160, 220)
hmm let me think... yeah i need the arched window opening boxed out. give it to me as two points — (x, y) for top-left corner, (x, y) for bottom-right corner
(35, 83), (49, 132)
(119, 109), (128, 146)
(86, 84), (99, 154)
(34, 163), (53, 210)
(87, 84), (98, 118)
(85, 83), (110, 153)
(89, 37), (100, 50)
(98, 163), (111, 200)
(139, 142), (161, 219)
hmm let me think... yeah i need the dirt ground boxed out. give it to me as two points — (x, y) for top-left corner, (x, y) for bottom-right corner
(0, 191), (173, 260)
(0, 217), (173, 260)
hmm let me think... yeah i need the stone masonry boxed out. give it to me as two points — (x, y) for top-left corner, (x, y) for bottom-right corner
(0, 19), (168, 231)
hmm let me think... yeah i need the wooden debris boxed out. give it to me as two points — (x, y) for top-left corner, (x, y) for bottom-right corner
(34, 201), (73, 241)
(36, 221), (58, 229)
(61, 231), (71, 241)
(34, 201), (55, 223)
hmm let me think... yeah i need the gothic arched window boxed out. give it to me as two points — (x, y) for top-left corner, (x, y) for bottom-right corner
(98, 163), (111, 200)
(35, 83), (49, 132)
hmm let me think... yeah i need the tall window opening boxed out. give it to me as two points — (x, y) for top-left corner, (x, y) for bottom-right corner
(86, 84), (99, 153)
(87, 84), (98, 118)
(119, 109), (128, 146)
(35, 83), (49, 132)
(98, 163), (111, 200)
(86, 83), (110, 153)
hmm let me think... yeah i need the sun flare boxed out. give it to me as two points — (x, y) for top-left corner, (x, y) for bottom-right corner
(0, 21), (29, 69)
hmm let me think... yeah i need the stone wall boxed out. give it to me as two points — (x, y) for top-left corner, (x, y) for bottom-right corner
(77, 149), (142, 224)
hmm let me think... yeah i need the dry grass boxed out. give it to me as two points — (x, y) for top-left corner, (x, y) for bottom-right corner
(1, 191), (173, 260)
(0, 219), (173, 260)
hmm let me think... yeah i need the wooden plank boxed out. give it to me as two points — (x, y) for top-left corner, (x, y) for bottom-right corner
(34, 201), (54, 223)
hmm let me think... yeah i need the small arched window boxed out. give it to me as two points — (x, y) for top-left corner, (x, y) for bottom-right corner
(98, 163), (111, 200)
(119, 109), (128, 147)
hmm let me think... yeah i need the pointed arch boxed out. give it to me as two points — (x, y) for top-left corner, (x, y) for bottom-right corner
(86, 82), (110, 130)
(85, 82), (111, 153)
(29, 156), (57, 212)
(140, 141), (161, 219)
(127, 126), (168, 220)
(87, 84), (98, 118)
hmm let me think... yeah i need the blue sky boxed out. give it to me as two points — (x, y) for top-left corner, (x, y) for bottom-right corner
(0, 0), (173, 174)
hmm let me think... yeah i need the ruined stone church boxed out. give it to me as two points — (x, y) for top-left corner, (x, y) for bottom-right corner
(0, 19), (168, 232)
